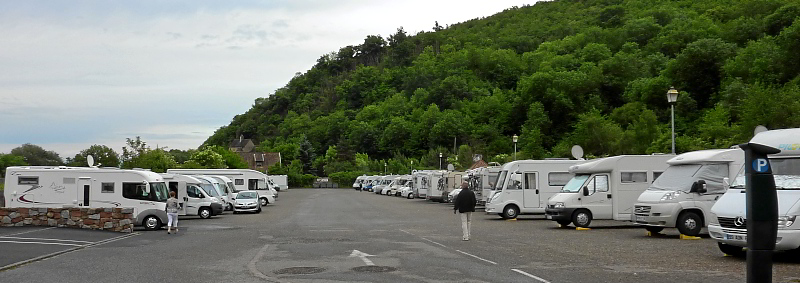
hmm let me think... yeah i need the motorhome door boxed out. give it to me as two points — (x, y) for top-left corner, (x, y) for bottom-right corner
(581, 174), (612, 219)
(522, 172), (540, 208)
(78, 177), (91, 207)
(184, 185), (203, 216)
(169, 181), (188, 215)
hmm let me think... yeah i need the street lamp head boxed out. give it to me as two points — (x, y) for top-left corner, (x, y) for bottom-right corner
(667, 87), (679, 104)
(439, 153), (442, 158)
(512, 134), (519, 143)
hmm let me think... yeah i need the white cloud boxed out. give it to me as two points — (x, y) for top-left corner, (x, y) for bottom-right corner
(0, 0), (540, 158)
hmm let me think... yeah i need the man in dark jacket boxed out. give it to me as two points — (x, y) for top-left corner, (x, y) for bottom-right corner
(453, 181), (477, 241)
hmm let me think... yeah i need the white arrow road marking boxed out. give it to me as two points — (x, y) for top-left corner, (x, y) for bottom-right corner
(349, 250), (375, 266)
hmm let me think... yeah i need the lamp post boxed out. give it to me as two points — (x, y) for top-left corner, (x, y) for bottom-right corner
(384, 162), (387, 175)
(512, 134), (519, 161)
(410, 160), (413, 173)
(439, 153), (443, 170)
(667, 87), (679, 154)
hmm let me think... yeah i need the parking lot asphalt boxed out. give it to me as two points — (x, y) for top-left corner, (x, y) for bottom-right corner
(0, 188), (799, 283)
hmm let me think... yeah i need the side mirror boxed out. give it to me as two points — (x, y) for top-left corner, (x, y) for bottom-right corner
(582, 186), (589, 196)
(198, 194), (205, 199)
(722, 177), (730, 190)
(690, 180), (707, 194)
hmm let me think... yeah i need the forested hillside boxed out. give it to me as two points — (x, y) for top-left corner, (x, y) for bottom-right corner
(204, 0), (800, 177)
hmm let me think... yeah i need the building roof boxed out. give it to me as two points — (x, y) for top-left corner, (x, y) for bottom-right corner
(468, 160), (489, 170)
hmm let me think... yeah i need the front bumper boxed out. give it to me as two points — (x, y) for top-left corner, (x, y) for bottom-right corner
(709, 224), (800, 251)
(631, 203), (680, 227)
(545, 207), (577, 221)
(234, 203), (260, 212)
(211, 203), (224, 215)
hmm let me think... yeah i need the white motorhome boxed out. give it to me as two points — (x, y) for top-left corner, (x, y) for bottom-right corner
(438, 171), (466, 203)
(362, 176), (381, 192)
(4, 166), (168, 230)
(161, 174), (224, 219)
(545, 155), (672, 227)
(468, 166), (502, 205)
(166, 169), (276, 206)
(207, 176), (237, 210)
(389, 175), (412, 196)
(424, 171), (449, 202)
(193, 176), (229, 213)
(353, 176), (367, 190)
(633, 149), (744, 236)
(485, 160), (580, 219)
(413, 170), (442, 198)
(709, 128), (800, 256)
(373, 175), (398, 195)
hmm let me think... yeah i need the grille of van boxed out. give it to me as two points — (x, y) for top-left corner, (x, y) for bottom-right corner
(634, 205), (651, 216)
(718, 217), (747, 229)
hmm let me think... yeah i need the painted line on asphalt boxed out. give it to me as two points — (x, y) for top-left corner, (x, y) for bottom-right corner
(247, 243), (284, 283)
(0, 232), (139, 272)
(455, 250), (497, 265)
(399, 229), (415, 235)
(309, 229), (353, 232)
(421, 237), (446, 248)
(0, 236), (94, 244)
(511, 268), (551, 283)
(0, 227), (56, 237)
(0, 240), (84, 247)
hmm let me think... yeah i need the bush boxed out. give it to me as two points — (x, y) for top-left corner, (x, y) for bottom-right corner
(329, 171), (368, 187)
(288, 173), (316, 188)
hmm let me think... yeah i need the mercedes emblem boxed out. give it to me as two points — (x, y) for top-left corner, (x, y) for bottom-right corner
(734, 216), (746, 227)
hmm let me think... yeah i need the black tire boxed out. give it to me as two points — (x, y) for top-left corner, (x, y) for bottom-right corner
(572, 209), (592, 228)
(260, 197), (268, 206)
(227, 203), (234, 211)
(676, 211), (703, 236)
(143, 215), (161, 231)
(718, 242), (745, 257)
(501, 205), (519, 219)
(556, 220), (571, 227)
(256, 207), (262, 214)
(407, 193), (414, 199)
(199, 207), (212, 219)
(645, 226), (664, 233)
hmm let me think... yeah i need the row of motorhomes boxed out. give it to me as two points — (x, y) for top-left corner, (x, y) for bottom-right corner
(3, 168), (281, 230)
(353, 128), (800, 256)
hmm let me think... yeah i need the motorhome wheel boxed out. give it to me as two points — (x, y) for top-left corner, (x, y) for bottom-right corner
(260, 198), (268, 206)
(645, 226), (664, 234)
(502, 205), (519, 219)
(199, 207), (212, 219)
(572, 210), (592, 228)
(717, 242), (745, 257)
(407, 193), (414, 199)
(143, 215), (161, 231)
(677, 211), (702, 236)
(227, 203), (234, 211)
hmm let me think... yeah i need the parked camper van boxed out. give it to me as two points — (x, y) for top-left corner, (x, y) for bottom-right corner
(4, 166), (169, 230)
(440, 171), (466, 203)
(468, 166), (501, 205)
(633, 149), (744, 236)
(373, 175), (397, 195)
(486, 160), (580, 219)
(363, 176), (380, 192)
(161, 174), (224, 219)
(709, 128), (800, 256)
(353, 176), (367, 190)
(389, 175), (411, 196)
(207, 176), (237, 210)
(268, 175), (288, 191)
(545, 155), (672, 227)
(166, 169), (276, 206)
(413, 170), (441, 199)
(425, 171), (449, 202)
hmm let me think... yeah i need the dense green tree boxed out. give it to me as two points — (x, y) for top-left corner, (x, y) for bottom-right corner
(10, 144), (63, 166)
(67, 145), (120, 167)
(0, 153), (27, 176)
(184, 148), (225, 169)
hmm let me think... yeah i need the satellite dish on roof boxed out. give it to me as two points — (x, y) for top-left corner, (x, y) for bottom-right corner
(571, 145), (584, 160)
(447, 164), (455, 171)
(754, 125), (768, 136)
(87, 155), (95, 167)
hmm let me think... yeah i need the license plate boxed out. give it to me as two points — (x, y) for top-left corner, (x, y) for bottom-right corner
(545, 215), (552, 219)
(635, 216), (646, 222)
(724, 234), (746, 241)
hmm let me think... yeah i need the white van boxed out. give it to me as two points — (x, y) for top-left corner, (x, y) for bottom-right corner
(353, 176), (367, 190)
(389, 175), (412, 196)
(162, 174), (224, 219)
(4, 166), (168, 230)
(485, 160), (580, 219)
(633, 149), (744, 236)
(193, 176), (229, 213)
(167, 169), (276, 206)
(362, 176), (381, 192)
(373, 175), (398, 195)
(207, 176), (237, 210)
(545, 155), (672, 227)
(709, 128), (800, 255)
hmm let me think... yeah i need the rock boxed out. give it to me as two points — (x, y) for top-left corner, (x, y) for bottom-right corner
(84, 219), (95, 225)
(111, 213), (122, 218)
(38, 208), (48, 213)
(11, 217), (22, 223)
(100, 212), (112, 218)
(2, 216), (11, 224)
(47, 219), (57, 226)
(30, 210), (39, 216)
(61, 210), (69, 219)
(103, 222), (113, 229)
(89, 214), (100, 220)
(23, 219), (32, 225)
(14, 222), (24, 227)
(66, 219), (76, 226)
(121, 208), (134, 214)
(119, 219), (132, 226)
(104, 208), (112, 212)
(47, 212), (54, 218)
(0, 210), (8, 217)
(9, 212), (19, 219)
(70, 210), (82, 217)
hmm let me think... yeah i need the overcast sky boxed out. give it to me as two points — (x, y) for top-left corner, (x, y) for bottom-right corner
(0, 0), (539, 160)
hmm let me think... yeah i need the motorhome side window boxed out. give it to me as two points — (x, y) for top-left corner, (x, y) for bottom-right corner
(18, 176), (38, 185)
(122, 183), (150, 201)
(101, 182), (115, 193)
(187, 186), (200, 198)
(235, 179), (244, 186)
(524, 173), (537, 190)
(506, 173), (522, 190)
(621, 172), (647, 183)
(548, 172), (572, 186)
(587, 175), (609, 193)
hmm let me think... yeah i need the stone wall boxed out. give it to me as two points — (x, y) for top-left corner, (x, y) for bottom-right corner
(0, 207), (135, 233)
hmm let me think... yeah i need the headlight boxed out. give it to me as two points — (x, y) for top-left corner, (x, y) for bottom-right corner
(554, 202), (565, 208)
(491, 193), (500, 201)
(660, 191), (681, 201)
(778, 216), (797, 228)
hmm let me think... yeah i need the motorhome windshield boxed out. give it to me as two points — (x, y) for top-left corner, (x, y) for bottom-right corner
(648, 164), (702, 191)
(150, 182), (169, 202)
(396, 180), (408, 186)
(201, 183), (221, 197)
(494, 171), (507, 191)
(562, 174), (590, 193)
(732, 158), (800, 190)
(227, 182), (238, 192)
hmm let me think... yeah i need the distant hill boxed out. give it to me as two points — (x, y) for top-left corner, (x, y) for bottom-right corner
(204, 0), (800, 173)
